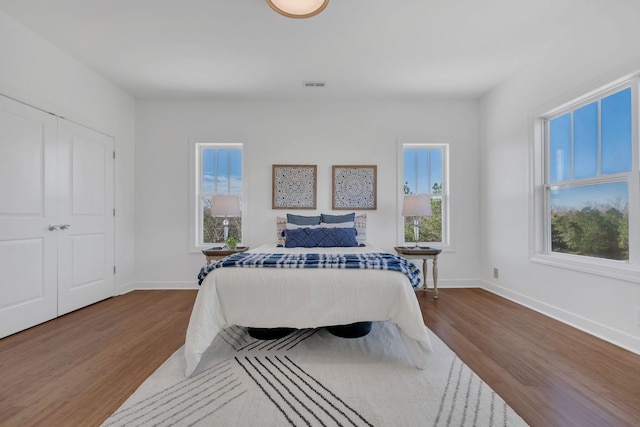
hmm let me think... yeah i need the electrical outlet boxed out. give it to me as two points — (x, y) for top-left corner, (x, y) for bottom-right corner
(493, 268), (499, 279)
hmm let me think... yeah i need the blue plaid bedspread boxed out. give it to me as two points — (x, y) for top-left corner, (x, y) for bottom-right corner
(197, 252), (422, 288)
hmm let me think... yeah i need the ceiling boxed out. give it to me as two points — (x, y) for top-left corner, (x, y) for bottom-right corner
(0, 0), (600, 100)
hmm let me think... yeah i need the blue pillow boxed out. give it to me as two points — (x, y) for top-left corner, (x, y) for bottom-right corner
(284, 228), (359, 248)
(321, 213), (355, 224)
(287, 213), (321, 226)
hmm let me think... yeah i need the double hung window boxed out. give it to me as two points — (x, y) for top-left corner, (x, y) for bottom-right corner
(534, 77), (639, 277)
(401, 143), (449, 245)
(546, 86), (633, 261)
(194, 142), (243, 247)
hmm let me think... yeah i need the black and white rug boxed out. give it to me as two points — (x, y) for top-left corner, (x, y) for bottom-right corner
(102, 321), (528, 426)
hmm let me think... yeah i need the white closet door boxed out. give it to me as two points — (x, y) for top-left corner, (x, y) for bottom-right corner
(57, 120), (115, 315)
(0, 95), (59, 338)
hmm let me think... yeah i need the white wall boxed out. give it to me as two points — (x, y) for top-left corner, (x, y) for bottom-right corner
(0, 11), (136, 293)
(134, 99), (481, 287)
(480, 2), (640, 353)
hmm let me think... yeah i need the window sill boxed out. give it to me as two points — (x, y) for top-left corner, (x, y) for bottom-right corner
(531, 253), (640, 284)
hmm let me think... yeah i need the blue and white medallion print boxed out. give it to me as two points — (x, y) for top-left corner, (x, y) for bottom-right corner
(333, 166), (377, 209)
(273, 165), (317, 209)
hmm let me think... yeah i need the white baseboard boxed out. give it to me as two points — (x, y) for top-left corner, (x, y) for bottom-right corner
(434, 279), (482, 288)
(116, 281), (137, 295)
(124, 281), (199, 293)
(481, 280), (640, 356)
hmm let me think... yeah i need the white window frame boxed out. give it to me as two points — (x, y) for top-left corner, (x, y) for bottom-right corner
(189, 139), (245, 252)
(530, 75), (640, 282)
(397, 140), (450, 248)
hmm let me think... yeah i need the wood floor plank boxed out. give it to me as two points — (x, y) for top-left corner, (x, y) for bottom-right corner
(1, 288), (639, 426)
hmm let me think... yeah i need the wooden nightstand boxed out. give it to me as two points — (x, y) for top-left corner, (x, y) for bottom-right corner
(202, 246), (249, 264)
(394, 246), (442, 298)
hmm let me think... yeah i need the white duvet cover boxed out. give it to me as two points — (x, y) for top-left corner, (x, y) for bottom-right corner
(184, 244), (432, 376)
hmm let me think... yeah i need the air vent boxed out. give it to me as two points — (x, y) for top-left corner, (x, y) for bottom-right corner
(303, 81), (326, 88)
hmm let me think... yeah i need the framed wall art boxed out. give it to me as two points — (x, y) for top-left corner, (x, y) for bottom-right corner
(272, 164), (317, 209)
(332, 165), (377, 210)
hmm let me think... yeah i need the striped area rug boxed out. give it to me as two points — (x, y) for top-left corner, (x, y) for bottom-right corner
(102, 322), (528, 426)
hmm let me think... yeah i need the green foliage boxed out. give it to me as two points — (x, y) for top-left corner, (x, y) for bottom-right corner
(403, 181), (412, 195)
(404, 199), (442, 243)
(202, 205), (242, 244)
(551, 206), (628, 261)
(225, 236), (238, 249)
(403, 181), (443, 243)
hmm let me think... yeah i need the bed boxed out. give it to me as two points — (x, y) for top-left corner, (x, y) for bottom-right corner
(184, 215), (433, 377)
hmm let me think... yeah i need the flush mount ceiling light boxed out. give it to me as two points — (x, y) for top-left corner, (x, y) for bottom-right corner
(266, 0), (329, 18)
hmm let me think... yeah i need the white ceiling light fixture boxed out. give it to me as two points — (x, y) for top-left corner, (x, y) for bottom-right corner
(266, 0), (329, 19)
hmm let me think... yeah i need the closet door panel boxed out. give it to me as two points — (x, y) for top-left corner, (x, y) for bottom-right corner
(0, 95), (58, 338)
(57, 120), (114, 315)
(0, 110), (45, 214)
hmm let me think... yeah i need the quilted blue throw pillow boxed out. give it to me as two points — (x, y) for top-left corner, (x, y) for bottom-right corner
(284, 227), (359, 248)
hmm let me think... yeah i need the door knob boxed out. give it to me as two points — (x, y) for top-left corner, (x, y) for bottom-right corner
(60, 224), (71, 230)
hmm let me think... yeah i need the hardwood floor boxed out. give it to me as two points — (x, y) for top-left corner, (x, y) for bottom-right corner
(0, 288), (639, 426)
(0, 290), (197, 427)
(418, 289), (640, 427)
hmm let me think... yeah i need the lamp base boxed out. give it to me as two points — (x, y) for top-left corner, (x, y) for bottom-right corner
(223, 218), (229, 244)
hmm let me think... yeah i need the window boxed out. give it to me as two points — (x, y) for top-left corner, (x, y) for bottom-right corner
(532, 76), (639, 279)
(194, 142), (243, 247)
(401, 143), (449, 245)
(546, 86), (633, 261)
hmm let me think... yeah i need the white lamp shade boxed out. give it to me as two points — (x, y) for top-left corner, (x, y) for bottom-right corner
(211, 195), (241, 217)
(266, 0), (328, 18)
(402, 194), (432, 217)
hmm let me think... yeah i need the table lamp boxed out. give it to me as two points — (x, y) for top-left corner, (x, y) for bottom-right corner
(402, 194), (432, 247)
(210, 195), (241, 247)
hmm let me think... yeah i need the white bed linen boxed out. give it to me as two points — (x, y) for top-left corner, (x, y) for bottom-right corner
(184, 244), (432, 376)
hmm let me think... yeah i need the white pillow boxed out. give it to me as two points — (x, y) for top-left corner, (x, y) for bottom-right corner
(354, 213), (367, 244)
(320, 221), (354, 229)
(276, 216), (287, 245)
(286, 222), (321, 230)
